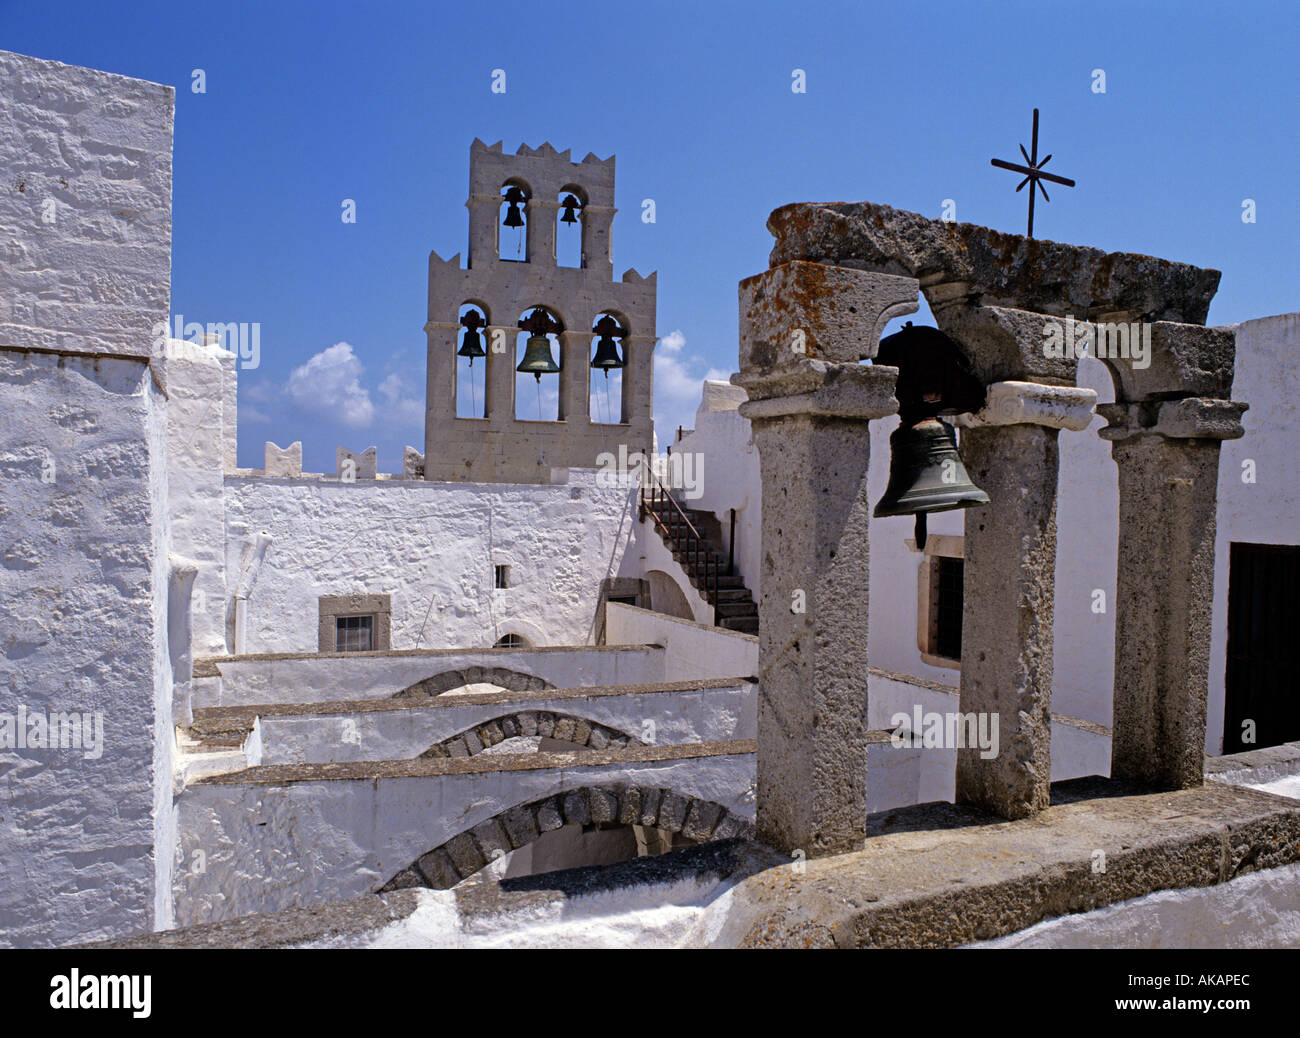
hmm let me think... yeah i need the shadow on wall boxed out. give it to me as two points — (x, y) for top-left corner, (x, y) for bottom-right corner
(646, 570), (694, 620)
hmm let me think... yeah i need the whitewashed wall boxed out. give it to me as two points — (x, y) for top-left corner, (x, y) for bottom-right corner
(1206, 312), (1300, 752)
(606, 603), (758, 680)
(0, 50), (175, 948)
(224, 468), (641, 653)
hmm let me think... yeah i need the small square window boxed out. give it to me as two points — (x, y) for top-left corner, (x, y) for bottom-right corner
(494, 565), (510, 589)
(335, 614), (375, 652)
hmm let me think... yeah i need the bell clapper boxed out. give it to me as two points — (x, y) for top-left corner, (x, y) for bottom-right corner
(915, 513), (927, 552)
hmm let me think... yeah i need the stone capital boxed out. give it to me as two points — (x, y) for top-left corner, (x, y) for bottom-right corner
(955, 381), (1097, 431)
(733, 360), (898, 422)
(738, 261), (918, 370)
(1098, 398), (1248, 442)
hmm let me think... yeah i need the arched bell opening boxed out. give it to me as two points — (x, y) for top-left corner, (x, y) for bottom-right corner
(870, 322), (988, 553)
(455, 302), (490, 419)
(555, 184), (586, 269)
(498, 178), (531, 262)
(588, 310), (629, 425)
(513, 305), (565, 421)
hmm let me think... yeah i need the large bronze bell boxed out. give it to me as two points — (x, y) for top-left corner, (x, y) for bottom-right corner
(874, 418), (988, 518)
(559, 194), (582, 224)
(871, 323), (990, 549)
(516, 334), (560, 379)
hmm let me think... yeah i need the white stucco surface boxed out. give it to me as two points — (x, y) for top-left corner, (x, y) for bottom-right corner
(223, 468), (640, 653)
(175, 748), (755, 926)
(254, 680), (757, 764)
(0, 49), (175, 949)
(605, 603), (758, 681)
(193, 644), (665, 707)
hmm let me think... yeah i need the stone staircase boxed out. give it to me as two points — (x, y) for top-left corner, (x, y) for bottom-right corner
(641, 492), (759, 635)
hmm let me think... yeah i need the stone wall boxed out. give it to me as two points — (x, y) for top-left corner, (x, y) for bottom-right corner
(0, 49), (175, 948)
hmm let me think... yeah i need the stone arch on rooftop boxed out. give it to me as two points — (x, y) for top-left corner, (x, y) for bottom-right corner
(392, 666), (556, 699)
(419, 711), (642, 759)
(376, 784), (754, 891)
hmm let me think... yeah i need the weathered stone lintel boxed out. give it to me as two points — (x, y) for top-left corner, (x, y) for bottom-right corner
(1099, 398), (1248, 442)
(956, 380), (1097, 431)
(733, 360), (898, 421)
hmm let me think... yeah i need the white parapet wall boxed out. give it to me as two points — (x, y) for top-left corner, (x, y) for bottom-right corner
(0, 49), (176, 947)
(175, 743), (756, 926)
(193, 644), (667, 707)
(222, 467), (641, 653)
(604, 602), (758, 681)
(240, 679), (758, 764)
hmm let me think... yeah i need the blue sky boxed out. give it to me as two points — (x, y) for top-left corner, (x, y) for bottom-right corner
(5, 0), (1296, 471)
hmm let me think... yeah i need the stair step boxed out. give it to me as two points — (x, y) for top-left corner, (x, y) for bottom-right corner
(721, 616), (759, 634)
(715, 601), (758, 619)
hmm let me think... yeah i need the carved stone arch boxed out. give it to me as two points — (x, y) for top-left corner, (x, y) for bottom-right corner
(419, 711), (642, 758)
(392, 666), (556, 699)
(377, 784), (755, 891)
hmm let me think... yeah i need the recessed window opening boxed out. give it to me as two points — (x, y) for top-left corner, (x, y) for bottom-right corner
(336, 614), (375, 653)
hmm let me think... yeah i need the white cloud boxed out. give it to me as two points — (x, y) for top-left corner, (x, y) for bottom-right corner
(286, 342), (374, 428)
(653, 329), (728, 437)
(377, 372), (426, 429)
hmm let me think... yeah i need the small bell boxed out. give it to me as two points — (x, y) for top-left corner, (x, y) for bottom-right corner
(590, 315), (626, 375)
(873, 418), (989, 549)
(457, 311), (486, 364)
(502, 185), (527, 228)
(560, 194), (582, 224)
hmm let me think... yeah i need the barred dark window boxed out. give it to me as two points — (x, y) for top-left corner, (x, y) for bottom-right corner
(335, 614), (375, 652)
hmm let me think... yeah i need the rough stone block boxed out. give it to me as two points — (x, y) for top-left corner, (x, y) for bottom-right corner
(500, 716), (520, 739)
(617, 785), (642, 826)
(552, 717), (577, 743)
(263, 441), (302, 476)
(444, 832), (486, 877)
(518, 712), (538, 737)
(711, 812), (747, 841)
(658, 792), (689, 833)
(380, 867), (424, 891)
(562, 791), (591, 826)
(637, 786), (663, 828)
(336, 446), (377, 480)
(739, 261), (919, 370)
(415, 848), (460, 889)
(535, 797), (564, 831)
(571, 719), (592, 745)
(403, 445), (425, 480)
(463, 729), (483, 755)
(536, 712), (556, 738)
(444, 736), (469, 758)
(500, 805), (540, 849)
(479, 721), (504, 747)
(587, 788), (618, 824)
(471, 818), (511, 863)
(682, 799), (724, 842)
(588, 727), (609, 750)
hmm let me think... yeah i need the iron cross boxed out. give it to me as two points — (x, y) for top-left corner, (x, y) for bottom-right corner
(990, 108), (1075, 238)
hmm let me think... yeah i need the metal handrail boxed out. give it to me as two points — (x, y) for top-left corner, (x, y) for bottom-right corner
(639, 477), (720, 626)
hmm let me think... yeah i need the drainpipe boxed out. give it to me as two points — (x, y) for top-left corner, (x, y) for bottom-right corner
(232, 532), (272, 655)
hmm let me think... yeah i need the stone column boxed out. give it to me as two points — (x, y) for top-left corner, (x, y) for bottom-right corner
(734, 261), (918, 857)
(954, 381), (1096, 818)
(1100, 397), (1247, 789)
